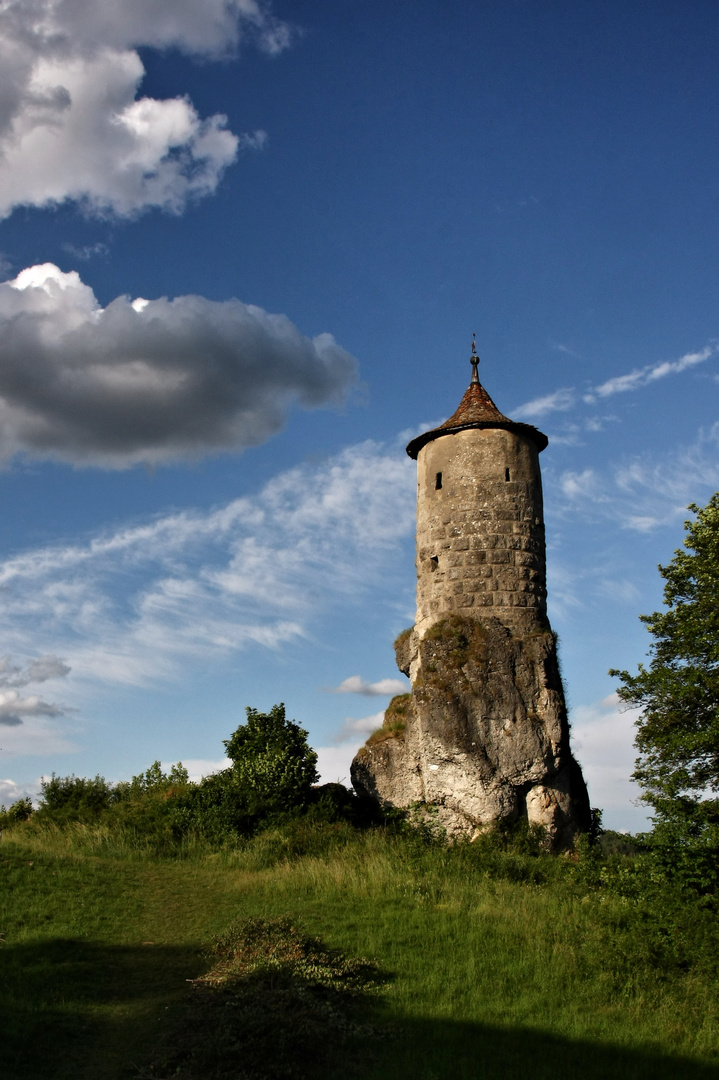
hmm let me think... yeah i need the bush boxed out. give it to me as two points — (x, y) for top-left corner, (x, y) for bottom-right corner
(36, 773), (113, 822)
(0, 796), (34, 830)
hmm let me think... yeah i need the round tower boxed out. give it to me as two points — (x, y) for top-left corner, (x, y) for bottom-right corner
(407, 345), (550, 638)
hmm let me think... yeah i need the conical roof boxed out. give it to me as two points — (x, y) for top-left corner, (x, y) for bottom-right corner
(406, 350), (548, 459)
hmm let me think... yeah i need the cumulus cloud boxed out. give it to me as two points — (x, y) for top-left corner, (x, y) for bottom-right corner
(0, 0), (291, 218)
(0, 653), (70, 728)
(0, 690), (63, 726)
(0, 654), (70, 688)
(0, 440), (416, 688)
(327, 675), (408, 696)
(0, 264), (357, 467)
(315, 744), (360, 786)
(0, 777), (39, 806)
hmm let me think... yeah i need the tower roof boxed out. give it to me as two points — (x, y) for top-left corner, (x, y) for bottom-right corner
(405, 346), (548, 459)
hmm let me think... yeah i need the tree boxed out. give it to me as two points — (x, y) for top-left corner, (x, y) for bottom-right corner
(610, 494), (719, 889)
(224, 703), (319, 816)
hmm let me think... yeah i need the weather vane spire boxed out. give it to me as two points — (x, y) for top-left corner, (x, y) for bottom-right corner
(470, 332), (479, 384)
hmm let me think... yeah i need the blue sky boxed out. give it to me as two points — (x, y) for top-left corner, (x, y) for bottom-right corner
(0, 0), (718, 831)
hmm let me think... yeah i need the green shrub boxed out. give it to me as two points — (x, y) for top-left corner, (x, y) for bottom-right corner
(0, 796), (33, 830)
(36, 773), (113, 822)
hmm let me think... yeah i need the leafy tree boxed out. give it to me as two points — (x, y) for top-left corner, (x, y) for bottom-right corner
(224, 703), (319, 816)
(610, 494), (719, 891)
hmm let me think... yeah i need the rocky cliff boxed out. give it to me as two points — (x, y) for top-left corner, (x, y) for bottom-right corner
(351, 615), (590, 848)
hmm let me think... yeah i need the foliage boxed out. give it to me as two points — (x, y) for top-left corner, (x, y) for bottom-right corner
(117, 760), (190, 799)
(366, 693), (411, 745)
(19, 706), (323, 847)
(36, 773), (114, 821)
(0, 797), (33, 830)
(171, 769), (255, 844)
(224, 703), (319, 816)
(610, 493), (719, 892)
(148, 915), (383, 1079)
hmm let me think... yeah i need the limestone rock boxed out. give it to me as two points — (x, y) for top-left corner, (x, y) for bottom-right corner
(351, 614), (590, 848)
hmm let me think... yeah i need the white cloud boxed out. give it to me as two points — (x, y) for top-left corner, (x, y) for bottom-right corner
(512, 343), (716, 423)
(552, 424), (719, 533)
(167, 757), (229, 783)
(586, 346), (715, 403)
(0, 654), (70, 688)
(0, 777), (40, 807)
(513, 388), (576, 420)
(0, 0), (291, 219)
(570, 693), (649, 832)
(0, 264), (357, 467)
(327, 675), (408, 696)
(0, 690), (63, 726)
(0, 714), (77, 757)
(315, 743), (361, 786)
(0, 440), (416, 690)
(333, 711), (385, 742)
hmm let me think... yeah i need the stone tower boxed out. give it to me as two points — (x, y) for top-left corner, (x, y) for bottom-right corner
(351, 347), (590, 847)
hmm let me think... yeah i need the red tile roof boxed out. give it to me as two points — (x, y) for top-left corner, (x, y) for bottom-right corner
(406, 365), (548, 459)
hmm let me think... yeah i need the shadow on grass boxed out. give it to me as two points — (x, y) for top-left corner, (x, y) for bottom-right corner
(2, 938), (719, 1080)
(0, 937), (203, 1080)
(368, 1019), (719, 1080)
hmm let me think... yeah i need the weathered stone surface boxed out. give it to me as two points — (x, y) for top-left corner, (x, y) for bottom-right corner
(415, 428), (547, 637)
(351, 615), (590, 847)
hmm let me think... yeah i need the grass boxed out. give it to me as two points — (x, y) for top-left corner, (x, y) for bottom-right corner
(2, 822), (719, 1079)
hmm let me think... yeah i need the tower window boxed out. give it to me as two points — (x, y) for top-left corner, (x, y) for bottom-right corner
(435, 472), (442, 490)
(430, 555), (439, 570)
(505, 468), (511, 482)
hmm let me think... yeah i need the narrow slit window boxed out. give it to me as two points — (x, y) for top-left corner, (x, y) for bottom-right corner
(505, 468), (511, 482)
(430, 555), (439, 570)
(435, 472), (443, 490)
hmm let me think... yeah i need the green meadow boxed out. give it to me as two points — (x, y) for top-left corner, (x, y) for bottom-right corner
(2, 819), (718, 1080)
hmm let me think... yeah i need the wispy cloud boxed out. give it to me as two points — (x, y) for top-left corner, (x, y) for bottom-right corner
(513, 388), (576, 420)
(585, 346), (715, 402)
(514, 343), (716, 421)
(0, 441), (415, 691)
(61, 242), (110, 261)
(325, 675), (408, 696)
(550, 423), (719, 533)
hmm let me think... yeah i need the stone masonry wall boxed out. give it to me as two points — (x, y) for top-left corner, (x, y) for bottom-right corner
(415, 427), (547, 637)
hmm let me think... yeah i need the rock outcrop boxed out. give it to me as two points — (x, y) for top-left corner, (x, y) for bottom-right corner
(351, 615), (590, 847)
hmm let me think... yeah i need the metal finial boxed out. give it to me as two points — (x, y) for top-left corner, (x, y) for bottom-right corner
(470, 332), (479, 384)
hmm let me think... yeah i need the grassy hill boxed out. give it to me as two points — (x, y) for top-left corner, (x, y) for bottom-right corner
(2, 819), (719, 1080)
